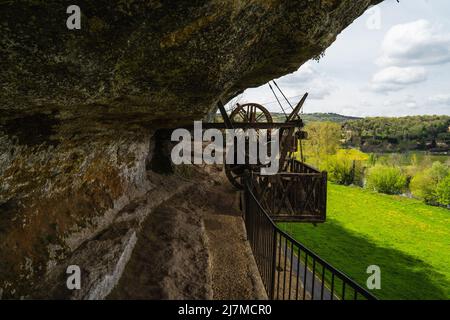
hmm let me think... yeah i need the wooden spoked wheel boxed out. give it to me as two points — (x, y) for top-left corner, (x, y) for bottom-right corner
(225, 103), (273, 189)
(229, 103), (273, 125)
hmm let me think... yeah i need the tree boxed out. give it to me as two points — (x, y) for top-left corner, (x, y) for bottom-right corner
(435, 175), (450, 206)
(342, 115), (450, 153)
(304, 121), (341, 168)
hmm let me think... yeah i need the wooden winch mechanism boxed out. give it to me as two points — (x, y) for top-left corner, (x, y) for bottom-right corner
(179, 81), (327, 223)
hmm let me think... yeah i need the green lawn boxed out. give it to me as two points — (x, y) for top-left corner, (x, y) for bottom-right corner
(279, 183), (450, 300)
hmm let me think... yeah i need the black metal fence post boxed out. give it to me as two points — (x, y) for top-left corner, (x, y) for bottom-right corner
(270, 229), (277, 299)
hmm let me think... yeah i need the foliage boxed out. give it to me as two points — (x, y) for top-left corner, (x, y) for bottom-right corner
(410, 171), (435, 202)
(279, 183), (450, 300)
(435, 175), (450, 206)
(274, 114), (450, 153)
(365, 165), (407, 195)
(429, 161), (450, 180)
(312, 50), (326, 62)
(410, 162), (449, 205)
(303, 121), (342, 168)
(299, 121), (449, 206)
(367, 153), (378, 166)
(343, 115), (450, 153)
(271, 113), (360, 124)
(325, 149), (368, 186)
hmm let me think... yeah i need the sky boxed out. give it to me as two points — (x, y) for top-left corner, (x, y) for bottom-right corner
(232, 0), (450, 117)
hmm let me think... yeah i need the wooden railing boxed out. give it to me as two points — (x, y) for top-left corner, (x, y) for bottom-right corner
(251, 159), (327, 222)
(286, 158), (321, 174)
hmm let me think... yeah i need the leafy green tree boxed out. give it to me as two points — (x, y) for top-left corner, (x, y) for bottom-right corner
(343, 115), (450, 153)
(366, 165), (407, 195)
(304, 121), (341, 168)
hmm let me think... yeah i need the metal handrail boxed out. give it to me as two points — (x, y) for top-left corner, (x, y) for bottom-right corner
(244, 178), (377, 300)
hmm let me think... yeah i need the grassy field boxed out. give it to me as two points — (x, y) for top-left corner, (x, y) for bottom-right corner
(279, 183), (450, 300)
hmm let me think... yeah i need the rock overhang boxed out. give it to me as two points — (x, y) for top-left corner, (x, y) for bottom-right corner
(0, 0), (384, 299)
(1, 0), (382, 130)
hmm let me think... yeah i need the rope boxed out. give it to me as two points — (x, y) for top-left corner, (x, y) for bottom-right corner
(259, 94), (306, 107)
(268, 82), (288, 119)
(273, 80), (294, 111)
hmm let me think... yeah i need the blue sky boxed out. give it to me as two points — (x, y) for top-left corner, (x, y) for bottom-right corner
(236, 0), (450, 117)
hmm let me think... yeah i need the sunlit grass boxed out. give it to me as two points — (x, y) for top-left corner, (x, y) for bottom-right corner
(279, 183), (450, 300)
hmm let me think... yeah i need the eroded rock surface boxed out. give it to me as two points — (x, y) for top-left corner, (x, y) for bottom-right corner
(109, 166), (267, 300)
(0, 0), (381, 298)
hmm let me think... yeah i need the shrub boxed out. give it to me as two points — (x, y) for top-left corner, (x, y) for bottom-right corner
(326, 155), (355, 185)
(410, 171), (435, 203)
(366, 165), (407, 195)
(429, 161), (449, 181)
(326, 149), (367, 186)
(410, 162), (449, 204)
(435, 175), (450, 206)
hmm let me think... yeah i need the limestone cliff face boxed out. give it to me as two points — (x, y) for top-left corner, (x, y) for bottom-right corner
(0, 0), (381, 298)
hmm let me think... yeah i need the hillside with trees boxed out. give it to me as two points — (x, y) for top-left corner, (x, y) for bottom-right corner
(299, 120), (450, 208)
(273, 113), (450, 153)
(272, 112), (360, 123)
(342, 115), (450, 153)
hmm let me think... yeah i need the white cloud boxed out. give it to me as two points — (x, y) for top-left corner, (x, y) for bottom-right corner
(370, 66), (427, 92)
(429, 94), (450, 105)
(279, 62), (335, 100)
(239, 2), (450, 117)
(381, 96), (419, 114)
(284, 62), (317, 84)
(307, 85), (334, 100)
(370, 19), (450, 95)
(382, 99), (394, 108)
(378, 19), (450, 67)
(406, 101), (418, 109)
(373, 66), (427, 84)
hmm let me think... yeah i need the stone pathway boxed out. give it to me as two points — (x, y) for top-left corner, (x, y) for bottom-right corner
(109, 166), (266, 299)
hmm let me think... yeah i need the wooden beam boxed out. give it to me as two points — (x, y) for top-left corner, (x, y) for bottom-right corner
(178, 120), (303, 130)
(287, 93), (308, 122)
(217, 100), (234, 129)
